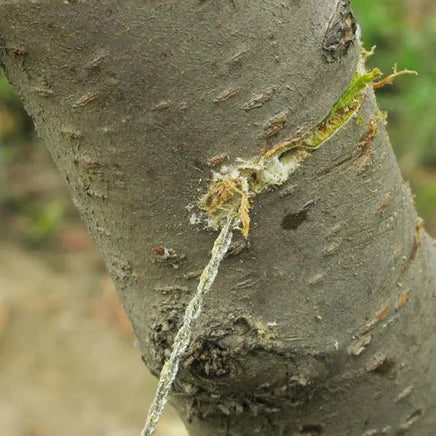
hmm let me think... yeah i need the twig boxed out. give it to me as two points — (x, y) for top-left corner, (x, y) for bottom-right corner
(373, 65), (417, 90)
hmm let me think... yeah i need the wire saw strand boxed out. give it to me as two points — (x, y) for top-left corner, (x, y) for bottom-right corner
(141, 216), (235, 436)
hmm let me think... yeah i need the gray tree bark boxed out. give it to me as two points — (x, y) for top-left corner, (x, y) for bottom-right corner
(1, 1), (435, 435)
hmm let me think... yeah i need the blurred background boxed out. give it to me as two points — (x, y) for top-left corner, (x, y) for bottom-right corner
(0, 1), (435, 435)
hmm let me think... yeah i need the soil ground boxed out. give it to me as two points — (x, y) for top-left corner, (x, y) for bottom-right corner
(0, 140), (188, 435)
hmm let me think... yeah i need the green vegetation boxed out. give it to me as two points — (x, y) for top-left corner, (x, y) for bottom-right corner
(1, 72), (65, 246)
(353, 0), (436, 229)
(354, 0), (436, 165)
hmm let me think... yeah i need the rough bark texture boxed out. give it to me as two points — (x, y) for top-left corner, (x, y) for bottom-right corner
(1, 1), (435, 435)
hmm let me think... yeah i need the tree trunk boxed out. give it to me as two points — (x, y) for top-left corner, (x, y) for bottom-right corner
(1, 1), (435, 434)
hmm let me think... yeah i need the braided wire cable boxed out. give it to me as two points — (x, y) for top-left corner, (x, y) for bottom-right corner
(141, 216), (235, 436)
